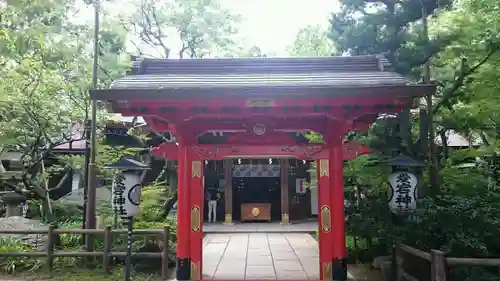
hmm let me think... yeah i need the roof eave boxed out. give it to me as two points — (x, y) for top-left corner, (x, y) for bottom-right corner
(91, 84), (436, 102)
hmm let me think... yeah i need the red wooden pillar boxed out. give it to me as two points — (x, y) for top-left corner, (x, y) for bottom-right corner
(176, 144), (191, 280)
(317, 158), (333, 280)
(280, 159), (290, 224)
(330, 134), (347, 281)
(189, 157), (204, 281)
(223, 159), (233, 225)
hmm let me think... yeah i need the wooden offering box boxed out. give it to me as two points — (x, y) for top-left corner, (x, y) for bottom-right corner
(241, 203), (271, 222)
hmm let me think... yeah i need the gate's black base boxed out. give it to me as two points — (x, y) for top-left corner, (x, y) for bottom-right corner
(176, 257), (191, 280)
(332, 257), (347, 281)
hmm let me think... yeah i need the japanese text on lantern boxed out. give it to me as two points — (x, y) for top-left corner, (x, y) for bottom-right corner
(112, 173), (127, 216)
(388, 171), (417, 213)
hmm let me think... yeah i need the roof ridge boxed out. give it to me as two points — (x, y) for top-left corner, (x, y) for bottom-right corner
(126, 55), (393, 76)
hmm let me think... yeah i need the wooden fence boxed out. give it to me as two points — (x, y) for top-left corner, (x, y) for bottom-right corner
(0, 226), (171, 279)
(395, 243), (500, 281)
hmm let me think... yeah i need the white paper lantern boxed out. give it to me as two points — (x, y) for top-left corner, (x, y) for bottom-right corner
(388, 171), (418, 214)
(112, 171), (142, 218)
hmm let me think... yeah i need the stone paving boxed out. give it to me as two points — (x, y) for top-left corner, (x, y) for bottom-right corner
(202, 233), (355, 280)
(204, 221), (317, 234)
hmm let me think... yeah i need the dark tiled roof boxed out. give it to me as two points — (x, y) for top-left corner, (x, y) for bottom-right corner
(128, 55), (393, 74)
(53, 123), (86, 151)
(104, 158), (150, 170)
(111, 55), (407, 90)
(91, 55), (435, 102)
(111, 72), (408, 89)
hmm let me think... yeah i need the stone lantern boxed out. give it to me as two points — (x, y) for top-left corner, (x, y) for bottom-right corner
(2, 192), (27, 217)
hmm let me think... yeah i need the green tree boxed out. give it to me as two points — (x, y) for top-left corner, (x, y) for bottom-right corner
(431, 0), (500, 149)
(287, 24), (335, 57)
(329, 0), (500, 190)
(329, 1), (500, 279)
(240, 45), (268, 57)
(0, 0), (127, 218)
(330, 0), (455, 75)
(121, 0), (241, 58)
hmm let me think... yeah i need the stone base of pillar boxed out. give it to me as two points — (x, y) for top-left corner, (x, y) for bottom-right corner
(223, 213), (233, 225)
(176, 257), (191, 281)
(280, 213), (290, 225)
(332, 257), (347, 281)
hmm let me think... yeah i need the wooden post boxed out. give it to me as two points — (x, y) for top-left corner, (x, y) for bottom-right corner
(46, 224), (56, 272)
(280, 159), (290, 224)
(223, 159), (233, 225)
(103, 225), (112, 273)
(161, 226), (170, 279)
(317, 159), (333, 281)
(175, 144), (191, 280)
(391, 243), (403, 281)
(330, 133), (347, 281)
(431, 249), (446, 281)
(189, 158), (203, 281)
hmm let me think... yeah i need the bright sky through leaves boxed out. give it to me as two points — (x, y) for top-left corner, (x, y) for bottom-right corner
(77, 0), (340, 56)
(221, 0), (340, 55)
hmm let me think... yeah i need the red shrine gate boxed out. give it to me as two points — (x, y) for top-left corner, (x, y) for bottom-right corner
(92, 55), (435, 281)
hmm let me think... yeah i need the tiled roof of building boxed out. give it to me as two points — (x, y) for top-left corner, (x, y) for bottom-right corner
(110, 55), (408, 90)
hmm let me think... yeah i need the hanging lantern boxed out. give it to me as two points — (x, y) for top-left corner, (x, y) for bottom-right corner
(387, 171), (418, 214)
(385, 155), (424, 214)
(105, 158), (150, 218)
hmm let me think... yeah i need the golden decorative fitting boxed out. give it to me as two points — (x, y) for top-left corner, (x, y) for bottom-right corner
(251, 207), (260, 217)
(224, 213), (233, 224)
(245, 98), (275, 107)
(192, 161), (202, 178)
(191, 261), (201, 281)
(191, 206), (201, 232)
(320, 205), (331, 232)
(323, 262), (332, 280)
(319, 159), (329, 177)
(282, 213), (290, 224)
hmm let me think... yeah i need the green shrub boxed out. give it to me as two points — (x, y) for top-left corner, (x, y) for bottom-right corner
(0, 183), (177, 276)
(135, 184), (169, 222)
(51, 202), (82, 222)
(0, 237), (42, 273)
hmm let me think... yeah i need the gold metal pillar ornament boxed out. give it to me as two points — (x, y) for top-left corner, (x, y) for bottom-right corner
(319, 159), (329, 177)
(191, 206), (201, 232)
(190, 261), (201, 281)
(192, 161), (201, 177)
(281, 213), (290, 225)
(224, 213), (233, 225)
(323, 262), (333, 280)
(320, 205), (331, 232)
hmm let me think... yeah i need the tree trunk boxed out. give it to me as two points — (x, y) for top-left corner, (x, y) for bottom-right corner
(439, 130), (449, 160)
(162, 192), (178, 218)
(419, 108), (429, 160)
(41, 160), (53, 221)
(398, 109), (414, 155)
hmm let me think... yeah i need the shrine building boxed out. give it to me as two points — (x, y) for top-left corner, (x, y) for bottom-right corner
(199, 141), (371, 224)
(92, 55), (435, 281)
